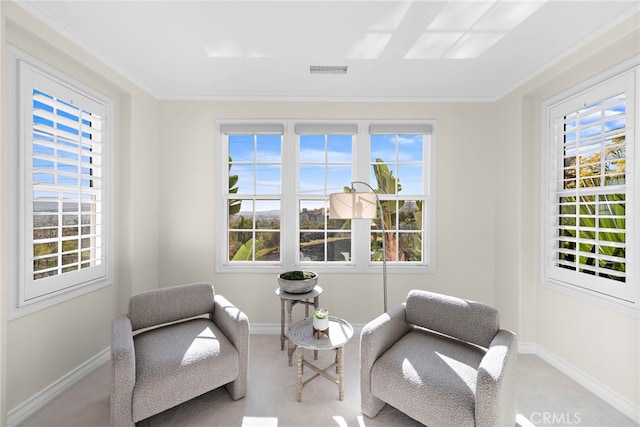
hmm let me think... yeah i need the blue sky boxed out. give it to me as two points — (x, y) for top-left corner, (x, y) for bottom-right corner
(229, 132), (425, 207)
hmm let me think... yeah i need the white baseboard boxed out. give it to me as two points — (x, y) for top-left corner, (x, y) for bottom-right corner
(7, 347), (110, 427)
(517, 341), (537, 354)
(530, 343), (639, 424)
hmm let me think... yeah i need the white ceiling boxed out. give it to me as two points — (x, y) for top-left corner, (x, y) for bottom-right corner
(19, 0), (640, 101)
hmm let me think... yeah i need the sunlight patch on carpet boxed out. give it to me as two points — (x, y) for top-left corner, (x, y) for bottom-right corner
(332, 415), (348, 426)
(242, 416), (278, 426)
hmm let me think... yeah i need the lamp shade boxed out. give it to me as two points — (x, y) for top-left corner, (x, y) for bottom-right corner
(329, 192), (377, 219)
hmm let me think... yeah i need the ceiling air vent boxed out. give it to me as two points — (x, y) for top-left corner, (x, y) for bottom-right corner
(310, 65), (348, 75)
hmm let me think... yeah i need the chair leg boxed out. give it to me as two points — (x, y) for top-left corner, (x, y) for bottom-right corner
(225, 378), (247, 400)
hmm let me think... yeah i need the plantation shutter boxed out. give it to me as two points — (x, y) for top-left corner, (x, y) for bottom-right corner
(547, 71), (635, 302)
(22, 62), (107, 301)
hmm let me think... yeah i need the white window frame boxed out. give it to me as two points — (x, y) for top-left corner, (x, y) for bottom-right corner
(541, 59), (639, 311)
(215, 119), (436, 275)
(7, 47), (114, 319)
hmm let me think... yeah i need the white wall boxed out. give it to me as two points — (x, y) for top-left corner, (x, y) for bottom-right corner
(157, 101), (498, 326)
(494, 12), (640, 413)
(1, 1), (160, 413)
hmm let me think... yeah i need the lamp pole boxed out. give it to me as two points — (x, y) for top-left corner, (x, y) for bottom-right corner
(349, 181), (388, 312)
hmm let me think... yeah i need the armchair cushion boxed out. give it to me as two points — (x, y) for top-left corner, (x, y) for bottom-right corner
(406, 289), (499, 348)
(128, 282), (215, 331)
(371, 328), (486, 426)
(131, 318), (239, 422)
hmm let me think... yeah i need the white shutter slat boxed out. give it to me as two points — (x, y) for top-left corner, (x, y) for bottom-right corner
(34, 124), (101, 147)
(33, 107), (102, 130)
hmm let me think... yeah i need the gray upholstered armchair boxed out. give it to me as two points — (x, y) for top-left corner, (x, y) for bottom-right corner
(360, 290), (517, 427)
(110, 282), (249, 426)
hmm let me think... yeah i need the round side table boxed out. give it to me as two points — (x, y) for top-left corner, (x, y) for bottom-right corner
(289, 316), (354, 402)
(275, 285), (323, 366)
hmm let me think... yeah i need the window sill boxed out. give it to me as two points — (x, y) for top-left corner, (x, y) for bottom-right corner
(9, 279), (113, 321)
(542, 279), (639, 318)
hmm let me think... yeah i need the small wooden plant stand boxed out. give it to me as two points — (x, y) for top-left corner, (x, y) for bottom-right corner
(313, 325), (329, 339)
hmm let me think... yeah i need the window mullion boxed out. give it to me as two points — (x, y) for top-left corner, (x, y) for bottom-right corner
(352, 126), (372, 271)
(281, 125), (297, 270)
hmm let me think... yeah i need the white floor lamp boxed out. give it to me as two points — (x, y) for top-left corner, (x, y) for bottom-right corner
(329, 181), (388, 312)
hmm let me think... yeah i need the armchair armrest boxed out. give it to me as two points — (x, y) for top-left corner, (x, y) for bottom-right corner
(213, 294), (250, 348)
(111, 314), (135, 427)
(360, 304), (411, 418)
(476, 329), (518, 427)
(213, 294), (250, 400)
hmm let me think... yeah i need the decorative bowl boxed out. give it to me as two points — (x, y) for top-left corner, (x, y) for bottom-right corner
(277, 271), (318, 294)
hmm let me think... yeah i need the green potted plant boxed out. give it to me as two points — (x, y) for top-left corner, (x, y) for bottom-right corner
(312, 307), (329, 335)
(277, 270), (318, 294)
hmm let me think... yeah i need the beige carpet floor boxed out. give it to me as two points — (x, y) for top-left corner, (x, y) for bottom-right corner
(18, 334), (638, 427)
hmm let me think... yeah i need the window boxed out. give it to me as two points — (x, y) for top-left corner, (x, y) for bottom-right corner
(217, 120), (435, 274)
(297, 123), (356, 263)
(225, 123), (284, 263)
(543, 66), (637, 305)
(9, 48), (113, 314)
(369, 124), (433, 265)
